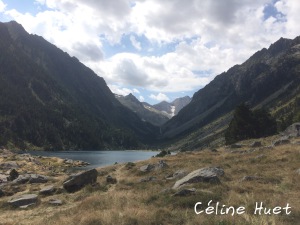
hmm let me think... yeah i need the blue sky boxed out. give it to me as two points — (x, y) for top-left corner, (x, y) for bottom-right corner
(0, 0), (299, 104)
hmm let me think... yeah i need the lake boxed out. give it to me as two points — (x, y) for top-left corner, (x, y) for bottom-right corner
(26, 150), (160, 169)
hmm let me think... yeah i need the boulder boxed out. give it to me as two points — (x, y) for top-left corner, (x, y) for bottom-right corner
(63, 168), (98, 192)
(8, 194), (38, 207)
(29, 174), (49, 183)
(0, 174), (7, 183)
(140, 160), (168, 172)
(7, 169), (19, 181)
(173, 167), (224, 189)
(140, 164), (155, 172)
(0, 161), (19, 169)
(13, 174), (49, 184)
(156, 160), (168, 170)
(281, 123), (300, 137)
(39, 185), (56, 195)
(106, 175), (117, 184)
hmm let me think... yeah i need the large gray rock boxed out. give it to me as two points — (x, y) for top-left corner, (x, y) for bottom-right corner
(140, 164), (155, 172)
(140, 160), (168, 172)
(39, 185), (56, 195)
(173, 167), (224, 189)
(8, 194), (38, 207)
(63, 168), (98, 192)
(282, 123), (300, 137)
(0, 161), (19, 169)
(13, 174), (49, 184)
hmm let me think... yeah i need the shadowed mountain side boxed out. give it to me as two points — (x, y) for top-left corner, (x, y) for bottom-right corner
(161, 36), (300, 148)
(0, 21), (158, 150)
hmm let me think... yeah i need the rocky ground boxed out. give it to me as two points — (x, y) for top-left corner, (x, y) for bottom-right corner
(0, 133), (300, 225)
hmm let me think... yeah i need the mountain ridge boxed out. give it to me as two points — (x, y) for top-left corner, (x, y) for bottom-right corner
(0, 21), (157, 150)
(161, 35), (300, 149)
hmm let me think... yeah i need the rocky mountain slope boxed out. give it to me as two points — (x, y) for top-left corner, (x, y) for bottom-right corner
(116, 94), (169, 126)
(152, 96), (191, 117)
(161, 36), (300, 149)
(116, 94), (191, 126)
(0, 21), (157, 150)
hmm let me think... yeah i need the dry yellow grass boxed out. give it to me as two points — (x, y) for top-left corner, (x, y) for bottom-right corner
(0, 135), (300, 225)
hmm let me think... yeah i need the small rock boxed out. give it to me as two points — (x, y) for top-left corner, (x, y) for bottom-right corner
(39, 185), (56, 195)
(166, 170), (187, 180)
(8, 194), (38, 207)
(140, 176), (157, 182)
(106, 175), (117, 184)
(49, 199), (63, 206)
(296, 169), (300, 175)
(230, 144), (242, 149)
(272, 138), (290, 146)
(156, 160), (168, 170)
(241, 176), (263, 182)
(0, 189), (4, 197)
(250, 141), (262, 148)
(173, 188), (196, 197)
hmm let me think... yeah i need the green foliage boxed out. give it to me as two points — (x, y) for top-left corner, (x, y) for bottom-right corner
(155, 150), (171, 157)
(225, 104), (277, 144)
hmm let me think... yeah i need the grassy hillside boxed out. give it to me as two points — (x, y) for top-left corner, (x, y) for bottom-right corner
(1, 135), (299, 225)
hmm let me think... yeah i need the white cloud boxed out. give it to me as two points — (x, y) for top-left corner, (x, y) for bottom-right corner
(3, 0), (300, 99)
(139, 95), (145, 102)
(130, 35), (142, 51)
(150, 93), (170, 102)
(0, 0), (6, 12)
(108, 85), (132, 96)
(133, 88), (140, 94)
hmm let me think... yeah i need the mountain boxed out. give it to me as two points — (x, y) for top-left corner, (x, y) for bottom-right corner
(0, 21), (157, 150)
(152, 96), (191, 117)
(161, 36), (300, 149)
(115, 94), (169, 126)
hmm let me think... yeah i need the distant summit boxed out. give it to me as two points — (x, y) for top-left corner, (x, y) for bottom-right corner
(116, 94), (191, 126)
(152, 96), (191, 117)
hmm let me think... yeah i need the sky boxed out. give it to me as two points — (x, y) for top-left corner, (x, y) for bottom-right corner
(0, 0), (300, 104)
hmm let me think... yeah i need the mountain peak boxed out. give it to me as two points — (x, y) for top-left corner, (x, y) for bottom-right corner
(3, 21), (28, 40)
